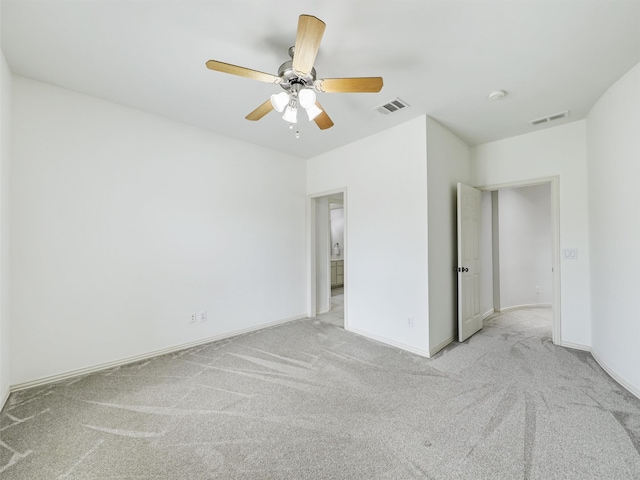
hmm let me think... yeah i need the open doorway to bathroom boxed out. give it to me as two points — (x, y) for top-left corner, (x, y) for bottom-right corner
(324, 194), (345, 327)
(308, 190), (346, 328)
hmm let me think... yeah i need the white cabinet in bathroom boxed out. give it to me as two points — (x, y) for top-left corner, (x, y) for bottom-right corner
(331, 260), (344, 287)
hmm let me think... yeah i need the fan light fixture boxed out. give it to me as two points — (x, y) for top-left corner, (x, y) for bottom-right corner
(270, 92), (289, 112)
(270, 87), (321, 125)
(282, 104), (298, 124)
(304, 104), (322, 121)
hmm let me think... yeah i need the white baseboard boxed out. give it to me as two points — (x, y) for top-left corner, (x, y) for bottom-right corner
(347, 327), (432, 358)
(10, 313), (306, 393)
(497, 303), (552, 313)
(591, 349), (640, 400)
(482, 308), (495, 320)
(558, 340), (590, 352)
(0, 385), (9, 412)
(429, 335), (455, 357)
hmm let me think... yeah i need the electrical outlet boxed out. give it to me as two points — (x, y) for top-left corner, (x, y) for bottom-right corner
(198, 310), (207, 322)
(407, 316), (413, 327)
(190, 313), (197, 324)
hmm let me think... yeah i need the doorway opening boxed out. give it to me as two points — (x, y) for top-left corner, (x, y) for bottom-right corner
(477, 177), (560, 344)
(308, 189), (346, 328)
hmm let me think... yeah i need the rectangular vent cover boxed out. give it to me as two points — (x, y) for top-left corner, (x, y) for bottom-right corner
(529, 110), (570, 126)
(376, 98), (410, 115)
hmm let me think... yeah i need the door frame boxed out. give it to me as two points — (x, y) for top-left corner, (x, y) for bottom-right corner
(476, 176), (561, 345)
(307, 188), (347, 325)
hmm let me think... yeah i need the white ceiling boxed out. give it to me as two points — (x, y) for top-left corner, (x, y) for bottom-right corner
(2, 0), (640, 159)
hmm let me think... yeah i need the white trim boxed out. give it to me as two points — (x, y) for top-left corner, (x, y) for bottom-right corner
(497, 303), (552, 313)
(307, 196), (317, 317)
(549, 177), (562, 345)
(591, 349), (640, 400)
(10, 314), (306, 393)
(0, 386), (10, 411)
(491, 191), (501, 311)
(558, 340), (590, 352)
(429, 335), (455, 357)
(475, 176), (561, 345)
(347, 327), (432, 358)
(482, 308), (495, 320)
(476, 176), (558, 191)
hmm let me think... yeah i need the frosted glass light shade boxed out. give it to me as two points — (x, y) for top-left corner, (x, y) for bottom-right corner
(270, 92), (289, 112)
(298, 88), (316, 109)
(304, 104), (323, 121)
(282, 105), (298, 123)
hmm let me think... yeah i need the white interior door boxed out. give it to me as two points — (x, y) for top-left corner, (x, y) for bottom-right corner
(457, 183), (483, 342)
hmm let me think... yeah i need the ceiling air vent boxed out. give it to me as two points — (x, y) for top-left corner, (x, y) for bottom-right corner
(529, 110), (570, 126)
(376, 98), (410, 115)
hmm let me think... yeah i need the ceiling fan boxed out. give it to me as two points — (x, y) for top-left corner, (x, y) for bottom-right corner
(205, 14), (383, 131)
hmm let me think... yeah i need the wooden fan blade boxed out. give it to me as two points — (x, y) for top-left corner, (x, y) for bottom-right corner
(246, 99), (274, 121)
(317, 77), (383, 93)
(313, 101), (334, 130)
(292, 15), (326, 76)
(206, 60), (281, 84)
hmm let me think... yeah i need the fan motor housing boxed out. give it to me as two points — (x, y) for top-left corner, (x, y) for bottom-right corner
(277, 60), (316, 91)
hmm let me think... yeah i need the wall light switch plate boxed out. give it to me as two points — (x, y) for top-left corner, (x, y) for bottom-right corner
(198, 311), (207, 322)
(563, 248), (578, 259)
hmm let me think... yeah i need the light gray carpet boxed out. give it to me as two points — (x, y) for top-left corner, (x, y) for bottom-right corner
(316, 286), (344, 327)
(2, 308), (640, 479)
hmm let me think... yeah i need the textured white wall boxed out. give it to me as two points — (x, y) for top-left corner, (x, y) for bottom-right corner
(498, 185), (552, 308)
(473, 121), (590, 348)
(426, 117), (472, 353)
(10, 78), (307, 385)
(307, 116), (430, 356)
(587, 63), (640, 397)
(0, 52), (12, 406)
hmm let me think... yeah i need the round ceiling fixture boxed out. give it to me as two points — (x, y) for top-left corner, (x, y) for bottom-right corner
(487, 90), (507, 101)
